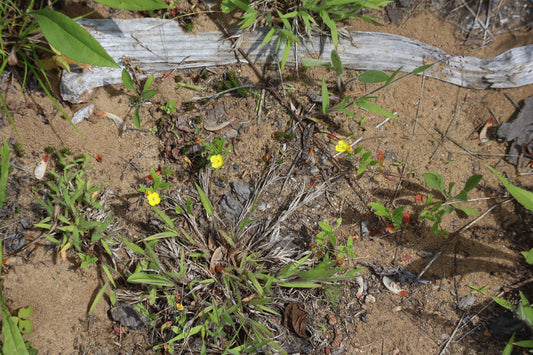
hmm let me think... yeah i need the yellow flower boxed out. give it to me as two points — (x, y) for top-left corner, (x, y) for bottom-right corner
(210, 154), (224, 169)
(176, 303), (184, 311)
(335, 140), (352, 153)
(146, 191), (161, 206)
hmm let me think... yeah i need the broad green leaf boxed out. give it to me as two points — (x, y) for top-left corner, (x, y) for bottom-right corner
(301, 58), (332, 69)
(369, 202), (389, 217)
(88, 283), (107, 314)
(121, 69), (135, 90)
(195, 183), (214, 216)
(492, 296), (515, 311)
(355, 99), (399, 119)
(17, 306), (33, 319)
(486, 165), (533, 212)
(455, 174), (483, 201)
(128, 272), (173, 287)
(18, 319), (33, 334)
(31, 9), (119, 68)
(357, 70), (389, 83)
(452, 204), (478, 217)
(424, 172), (446, 197)
(94, 0), (168, 10)
(140, 89), (158, 100)
(522, 248), (533, 264)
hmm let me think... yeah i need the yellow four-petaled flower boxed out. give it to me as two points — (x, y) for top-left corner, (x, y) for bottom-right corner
(210, 154), (224, 169)
(146, 191), (161, 206)
(335, 140), (353, 153)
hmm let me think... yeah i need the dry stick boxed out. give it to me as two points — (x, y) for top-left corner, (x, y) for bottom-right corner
(434, 127), (484, 160)
(460, 0), (495, 40)
(416, 198), (513, 281)
(503, 91), (520, 109)
(438, 313), (467, 355)
(482, 0), (492, 47)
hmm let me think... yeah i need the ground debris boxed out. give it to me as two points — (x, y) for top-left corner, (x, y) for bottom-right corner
(498, 96), (533, 167)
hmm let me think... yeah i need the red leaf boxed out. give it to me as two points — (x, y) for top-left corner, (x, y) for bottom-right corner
(377, 150), (384, 166)
(402, 212), (410, 225)
(385, 225), (394, 233)
(95, 154), (102, 162)
(415, 194), (423, 202)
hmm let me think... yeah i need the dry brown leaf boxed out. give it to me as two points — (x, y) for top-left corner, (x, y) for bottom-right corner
(283, 302), (307, 337)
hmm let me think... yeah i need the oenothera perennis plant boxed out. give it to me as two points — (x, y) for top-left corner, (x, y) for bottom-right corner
(369, 202), (409, 232)
(122, 69), (158, 129)
(419, 172), (483, 235)
(201, 135), (230, 170)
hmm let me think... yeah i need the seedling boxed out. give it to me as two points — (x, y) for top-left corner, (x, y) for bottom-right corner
(369, 202), (408, 232)
(420, 172), (482, 235)
(122, 69), (158, 128)
(468, 284), (489, 295)
(200, 135), (230, 170)
(160, 99), (177, 114)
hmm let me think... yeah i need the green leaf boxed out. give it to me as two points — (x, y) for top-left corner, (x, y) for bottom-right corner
(301, 58), (332, 69)
(102, 263), (117, 287)
(452, 204), (478, 217)
(143, 75), (155, 92)
(492, 296), (515, 311)
(320, 10), (337, 47)
(355, 99), (399, 119)
(89, 283), (107, 314)
(121, 69), (135, 91)
(94, 0), (168, 10)
(522, 248), (533, 264)
(133, 106), (141, 129)
(514, 340), (533, 348)
(120, 235), (145, 255)
(424, 172), (446, 197)
(195, 183), (214, 216)
(278, 281), (322, 288)
(140, 89), (158, 100)
(31, 9), (119, 68)
(412, 63), (434, 74)
(503, 333), (515, 355)
(127, 272), (173, 287)
(331, 49), (343, 77)
(369, 201), (389, 217)
(17, 306), (33, 319)
(18, 319), (33, 334)
(357, 70), (389, 83)
(486, 165), (533, 212)
(321, 78), (329, 115)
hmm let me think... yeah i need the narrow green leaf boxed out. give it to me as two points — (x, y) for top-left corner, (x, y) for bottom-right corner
(320, 10), (337, 47)
(331, 49), (343, 77)
(261, 27), (277, 48)
(492, 296), (515, 311)
(357, 70), (389, 83)
(321, 78), (329, 115)
(140, 89), (158, 100)
(133, 106), (140, 129)
(486, 165), (533, 212)
(301, 58), (332, 69)
(127, 272), (173, 287)
(355, 99), (398, 119)
(120, 235), (145, 255)
(94, 0), (168, 10)
(195, 183), (214, 216)
(31, 9), (119, 68)
(89, 283), (108, 314)
(413, 63), (434, 74)
(503, 333), (515, 355)
(0, 138), (10, 210)
(102, 264), (117, 287)
(143, 75), (155, 92)
(121, 69), (135, 90)
(514, 340), (533, 348)
(278, 281), (322, 288)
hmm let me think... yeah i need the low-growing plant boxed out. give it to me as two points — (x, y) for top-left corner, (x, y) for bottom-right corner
(419, 171), (482, 236)
(312, 217), (356, 266)
(487, 165), (533, 353)
(217, 71), (249, 97)
(160, 99), (177, 114)
(369, 201), (408, 232)
(222, 0), (391, 69)
(200, 135), (230, 171)
(122, 172), (363, 353)
(33, 153), (114, 254)
(122, 69), (159, 128)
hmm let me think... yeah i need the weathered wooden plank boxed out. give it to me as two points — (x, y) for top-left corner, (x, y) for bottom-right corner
(60, 18), (533, 103)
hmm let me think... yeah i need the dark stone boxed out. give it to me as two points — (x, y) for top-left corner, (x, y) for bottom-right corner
(109, 302), (149, 329)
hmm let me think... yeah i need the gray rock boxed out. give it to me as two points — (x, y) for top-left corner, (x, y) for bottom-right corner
(109, 302), (149, 329)
(219, 193), (242, 220)
(232, 181), (252, 202)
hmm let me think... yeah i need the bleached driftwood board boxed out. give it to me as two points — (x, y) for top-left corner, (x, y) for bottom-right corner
(60, 18), (533, 103)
